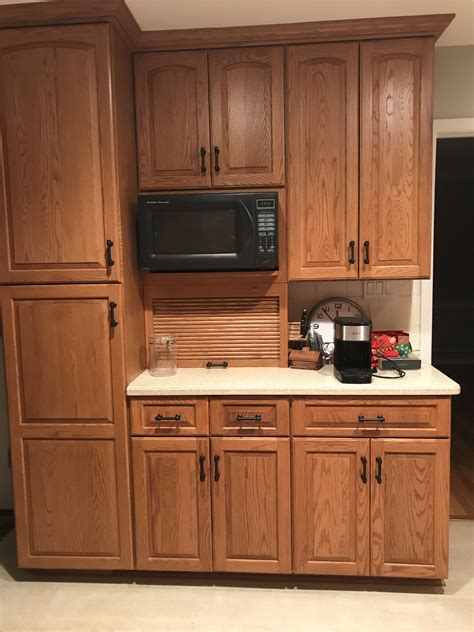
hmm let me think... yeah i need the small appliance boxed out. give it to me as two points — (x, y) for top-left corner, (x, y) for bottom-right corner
(334, 316), (372, 384)
(137, 192), (278, 272)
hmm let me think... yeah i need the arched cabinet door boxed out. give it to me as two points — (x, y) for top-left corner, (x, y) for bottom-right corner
(0, 24), (120, 283)
(209, 46), (285, 187)
(134, 50), (211, 190)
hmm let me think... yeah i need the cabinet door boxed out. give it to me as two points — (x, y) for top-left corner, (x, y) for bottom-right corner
(293, 438), (370, 575)
(209, 47), (284, 187)
(0, 25), (120, 283)
(287, 43), (359, 280)
(132, 438), (212, 571)
(360, 39), (433, 278)
(135, 51), (211, 189)
(211, 437), (291, 573)
(371, 439), (449, 578)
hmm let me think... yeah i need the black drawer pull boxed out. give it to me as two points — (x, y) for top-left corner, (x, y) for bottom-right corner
(155, 413), (181, 422)
(109, 301), (118, 328)
(214, 146), (221, 172)
(358, 415), (385, 423)
(206, 361), (228, 369)
(375, 457), (383, 484)
(360, 456), (368, 484)
(236, 414), (262, 422)
(199, 455), (206, 482)
(106, 239), (115, 267)
(200, 146), (207, 173)
(214, 455), (220, 482)
(349, 240), (355, 265)
(363, 240), (370, 264)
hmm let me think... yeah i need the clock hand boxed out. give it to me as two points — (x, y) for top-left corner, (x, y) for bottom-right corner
(322, 307), (334, 322)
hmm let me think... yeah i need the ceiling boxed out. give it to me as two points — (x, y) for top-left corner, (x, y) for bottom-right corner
(1, 0), (473, 46)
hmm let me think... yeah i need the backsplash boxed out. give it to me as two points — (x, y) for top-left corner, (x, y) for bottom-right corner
(289, 280), (422, 352)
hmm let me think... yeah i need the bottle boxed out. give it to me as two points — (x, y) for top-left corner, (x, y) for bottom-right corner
(148, 334), (177, 377)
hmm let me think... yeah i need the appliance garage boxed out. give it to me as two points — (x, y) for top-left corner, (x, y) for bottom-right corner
(0, 0), (460, 586)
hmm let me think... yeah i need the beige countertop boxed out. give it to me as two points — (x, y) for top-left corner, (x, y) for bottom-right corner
(126, 365), (461, 397)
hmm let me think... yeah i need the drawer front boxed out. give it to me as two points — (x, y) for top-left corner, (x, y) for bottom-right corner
(130, 398), (209, 436)
(210, 398), (290, 436)
(292, 398), (450, 438)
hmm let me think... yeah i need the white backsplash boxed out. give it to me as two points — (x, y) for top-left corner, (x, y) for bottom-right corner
(289, 280), (422, 352)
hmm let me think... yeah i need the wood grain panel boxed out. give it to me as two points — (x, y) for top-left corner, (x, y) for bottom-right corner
(209, 46), (284, 186)
(292, 397), (450, 438)
(134, 50), (211, 189)
(360, 38), (434, 279)
(287, 43), (359, 280)
(130, 398), (209, 436)
(132, 437), (212, 571)
(293, 438), (370, 575)
(147, 283), (288, 367)
(371, 439), (449, 578)
(0, 25), (120, 283)
(210, 398), (289, 436)
(211, 437), (291, 573)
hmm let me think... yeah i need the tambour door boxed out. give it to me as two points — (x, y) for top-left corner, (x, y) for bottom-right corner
(0, 25), (120, 282)
(287, 43), (359, 280)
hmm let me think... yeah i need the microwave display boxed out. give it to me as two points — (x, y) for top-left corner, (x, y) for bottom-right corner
(153, 208), (237, 255)
(137, 192), (278, 273)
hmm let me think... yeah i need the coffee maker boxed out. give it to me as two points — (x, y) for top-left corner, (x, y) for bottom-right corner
(334, 316), (372, 384)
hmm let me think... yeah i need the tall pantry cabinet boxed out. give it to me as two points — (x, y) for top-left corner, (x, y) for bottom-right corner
(0, 24), (144, 568)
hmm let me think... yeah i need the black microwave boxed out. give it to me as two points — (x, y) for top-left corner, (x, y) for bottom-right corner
(137, 192), (279, 272)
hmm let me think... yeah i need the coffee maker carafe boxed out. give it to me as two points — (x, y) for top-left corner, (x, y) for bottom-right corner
(334, 316), (372, 384)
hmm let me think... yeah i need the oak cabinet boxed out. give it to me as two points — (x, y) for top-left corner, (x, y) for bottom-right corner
(135, 47), (284, 190)
(132, 438), (212, 571)
(371, 439), (449, 578)
(211, 437), (291, 573)
(0, 25), (121, 283)
(360, 39), (433, 278)
(287, 38), (434, 280)
(287, 43), (359, 280)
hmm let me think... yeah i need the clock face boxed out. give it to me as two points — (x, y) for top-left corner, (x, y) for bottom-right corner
(308, 297), (367, 346)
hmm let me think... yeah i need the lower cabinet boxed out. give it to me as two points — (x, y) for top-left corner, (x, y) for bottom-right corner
(132, 437), (212, 571)
(211, 438), (291, 573)
(293, 438), (450, 578)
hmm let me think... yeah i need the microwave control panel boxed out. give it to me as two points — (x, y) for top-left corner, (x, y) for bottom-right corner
(256, 199), (277, 255)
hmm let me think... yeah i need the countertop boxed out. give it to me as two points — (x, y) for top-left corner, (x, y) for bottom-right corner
(126, 365), (461, 397)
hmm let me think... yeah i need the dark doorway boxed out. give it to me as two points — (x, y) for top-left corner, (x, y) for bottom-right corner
(432, 136), (474, 519)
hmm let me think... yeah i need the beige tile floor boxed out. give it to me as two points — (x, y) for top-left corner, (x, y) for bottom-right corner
(0, 521), (473, 632)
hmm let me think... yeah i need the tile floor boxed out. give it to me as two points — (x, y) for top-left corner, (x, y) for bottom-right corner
(0, 521), (472, 632)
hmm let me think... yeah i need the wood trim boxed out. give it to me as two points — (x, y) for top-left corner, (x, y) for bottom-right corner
(137, 14), (455, 51)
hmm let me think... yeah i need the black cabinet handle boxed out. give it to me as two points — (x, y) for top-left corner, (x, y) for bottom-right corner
(200, 147), (207, 173)
(206, 361), (228, 369)
(199, 455), (206, 482)
(214, 455), (220, 482)
(213, 146), (221, 172)
(109, 301), (118, 328)
(106, 239), (115, 267)
(358, 415), (385, 423)
(155, 413), (181, 422)
(363, 240), (370, 264)
(349, 240), (355, 265)
(375, 457), (383, 484)
(361, 456), (368, 484)
(236, 414), (262, 422)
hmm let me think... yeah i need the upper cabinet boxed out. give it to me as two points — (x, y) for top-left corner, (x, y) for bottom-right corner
(135, 46), (285, 190)
(134, 50), (211, 190)
(287, 43), (359, 280)
(0, 25), (121, 283)
(360, 38), (433, 279)
(288, 38), (434, 280)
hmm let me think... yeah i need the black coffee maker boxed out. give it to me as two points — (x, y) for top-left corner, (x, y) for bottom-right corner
(334, 316), (372, 384)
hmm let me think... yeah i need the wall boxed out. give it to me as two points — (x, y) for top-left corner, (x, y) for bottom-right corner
(0, 337), (12, 509)
(434, 45), (474, 119)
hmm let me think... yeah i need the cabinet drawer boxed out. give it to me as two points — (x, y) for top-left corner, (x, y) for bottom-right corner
(210, 398), (289, 435)
(130, 398), (209, 436)
(292, 398), (450, 438)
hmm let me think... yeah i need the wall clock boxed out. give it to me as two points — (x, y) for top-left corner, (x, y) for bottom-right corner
(303, 297), (368, 360)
